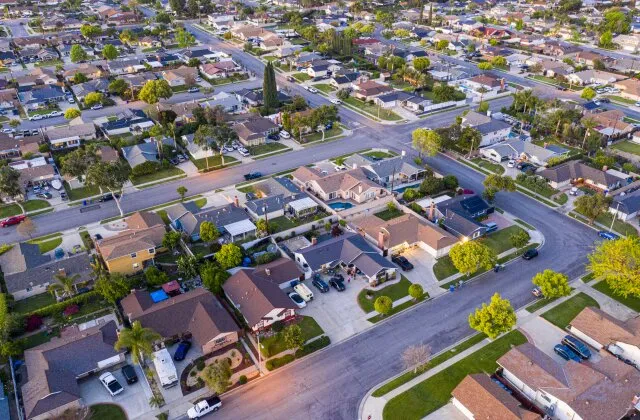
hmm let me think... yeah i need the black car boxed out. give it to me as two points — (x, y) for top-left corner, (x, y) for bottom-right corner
(98, 193), (120, 202)
(522, 248), (539, 260)
(174, 340), (192, 361)
(243, 172), (262, 181)
(392, 255), (414, 271)
(312, 278), (330, 293)
(121, 364), (138, 384)
(599, 98), (610, 103)
(329, 277), (345, 291)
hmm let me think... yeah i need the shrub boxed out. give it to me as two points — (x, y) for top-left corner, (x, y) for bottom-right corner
(209, 242), (222, 253)
(265, 354), (295, 371)
(29, 291), (101, 317)
(238, 375), (248, 384)
(132, 161), (160, 177)
(271, 320), (285, 332)
(255, 252), (279, 265)
(189, 370), (197, 377)
(196, 359), (205, 371)
(295, 336), (331, 358)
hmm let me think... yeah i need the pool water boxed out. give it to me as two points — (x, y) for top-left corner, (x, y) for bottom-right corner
(329, 202), (354, 210)
(394, 183), (421, 193)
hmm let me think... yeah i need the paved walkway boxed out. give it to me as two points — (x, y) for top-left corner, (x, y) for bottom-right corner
(575, 280), (637, 321)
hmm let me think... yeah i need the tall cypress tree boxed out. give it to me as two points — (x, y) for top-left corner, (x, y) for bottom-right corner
(263, 62), (278, 112)
(428, 3), (433, 26)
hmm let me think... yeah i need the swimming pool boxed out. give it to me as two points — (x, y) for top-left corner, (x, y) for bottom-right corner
(394, 183), (421, 194)
(328, 202), (354, 210)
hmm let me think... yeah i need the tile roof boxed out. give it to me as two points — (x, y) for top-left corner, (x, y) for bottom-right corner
(569, 306), (639, 346)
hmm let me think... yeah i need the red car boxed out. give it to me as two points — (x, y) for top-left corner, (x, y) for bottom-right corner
(0, 215), (26, 227)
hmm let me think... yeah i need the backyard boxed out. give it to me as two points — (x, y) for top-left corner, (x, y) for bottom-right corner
(13, 293), (55, 315)
(357, 276), (412, 313)
(374, 207), (405, 221)
(611, 140), (640, 156)
(541, 292), (599, 328)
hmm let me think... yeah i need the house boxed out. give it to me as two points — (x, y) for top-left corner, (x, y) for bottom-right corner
(101, 110), (155, 136)
(480, 139), (568, 166)
(0, 50), (17, 67)
(584, 109), (634, 137)
(464, 74), (504, 94)
(436, 194), (493, 239)
(461, 111), (511, 147)
(223, 261), (299, 331)
(541, 41), (581, 57)
(291, 166), (387, 204)
(245, 177), (318, 221)
(497, 342), (640, 420)
(22, 321), (125, 420)
(44, 121), (96, 150)
(14, 68), (58, 90)
(609, 189), (640, 221)
(294, 232), (396, 285)
(200, 91), (242, 114)
(566, 70), (626, 86)
(162, 66), (198, 87)
(451, 374), (541, 420)
(121, 287), (239, 354)
(9, 156), (56, 187)
(352, 80), (393, 101)
(0, 132), (39, 159)
(574, 51), (608, 68)
(121, 138), (174, 168)
(12, 36), (48, 49)
(95, 211), (166, 275)
(330, 72), (360, 90)
(107, 58), (147, 75)
(199, 61), (241, 79)
(538, 160), (626, 190)
(62, 63), (103, 81)
(233, 117), (279, 147)
(166, 202), (256, 243)
(354, 213), (458, 258)
(97, 145), (119, 163)
(71, 78), (110, 102)
(344, 153), (429, 187)
(175, 47), (217, 63)
(539, 60), (574, 77)
(19, 86), (65, 110)
(231, 25), (268, 41)
(614, 78), (640, 101)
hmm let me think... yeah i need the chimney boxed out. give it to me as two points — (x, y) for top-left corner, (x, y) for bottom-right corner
(603, 165), (608, 171)
(234, 195), (239, 207)
(429, 201), (435, 221)
(311, 237), (317, 245)
(352, 163), (357, 170)
(377, 231), (385, 250)
(265, 268), (271, 276)
(358, 185), (362, 194)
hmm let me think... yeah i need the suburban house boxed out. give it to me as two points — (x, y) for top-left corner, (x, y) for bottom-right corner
(538, 160), (627, 190)
(584, 109), (634, 137)
(480, 139), (569, 166)
(161, 66), (198, 87)
(95, 211), (166, 275)
(19, 86), (65, 110)
(461, 111), (512, 147)
(614, 78), (640, 101)
(566, 70), (626, 86)
(497, 342), (640, 420)
(344, 153), (429, 188)
(71, 78), (110, 102)
(292, 166), (387, 204)
(244, 177), (318, 221)
(330, 72), (360, 90)
(166, 202), (256, 243)
(451, 374), (541, 419)
(44, 121), (97, 150)
(352, 80), (394, 101)
(121, 138), (173, 168)
(609, 188), (640, 221)
(294, 232), (397, 285)
(22, 321), (125, 420)
(223, 261), (299, 331)
(101, 110), (155, 137)
(574, 51), (608, 67)
(9, 156), (56, 187)
(232, 117), (279, 146)
(14, 68), (58, 90)
(613, 34), (640, 53)
(108, 58), (147, 75)
(435, 194), (493, 240)
(199, 61), (241, 79)
(354, 212), (458, 258)
(0, 132), (39, 159)
(463, 74), (504, 94)
(121, 287), (240, 354)
(539, 60), (573, 77)
(62, 63), (104, 81)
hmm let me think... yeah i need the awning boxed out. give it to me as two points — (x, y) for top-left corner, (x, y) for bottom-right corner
(161, 280), (180, 294)
(224, 219), (257, 237)
(288, 197), (317, 213)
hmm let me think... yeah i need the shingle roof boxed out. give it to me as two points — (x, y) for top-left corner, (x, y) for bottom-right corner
(96, 211), (165, 261)
(613, 188), (640, 215)
(0, 242), (50, 276)
(5, 252), (92, 294)
(538, 161), (625, 187)
(569, 306), (639, 346)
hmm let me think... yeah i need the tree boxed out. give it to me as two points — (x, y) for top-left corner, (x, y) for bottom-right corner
(73, 72), (88, 84)
(8, 119), (20, 128)
(80, 23), (101, 39)
(599, 30), (614, 48)
(412, 128), (441, 157)
(408, 283), (423, 301)
(64, 108), (81, 119)
(0, 165), (22, 205)
(61, 148), (96, 182)
(581, 87), (596, 100)
(177, 185), (188, 201)
(200, 221), (220, 243)
(401, 344), (431, 374)
(193, 124), (215, 170)
(109, 79), (129, 97)
(145, 266), (169, 287)
(443, 174), (458, 190)
(200, 262), (230, 295)
(283, 324), (305, 350)
(175, 27), (196, 48)
(477, 101), (489, 113)
(202, 358), (231, 394)
(102, 44), (118, 61)
(256, 218), (269, 235)
(449, 241), (497, 276)
(592, 151), (615, 169)
(16, 217), (36, 239)
(532, 270), (571, 298)
(85, 161), (130, 216)
(69, 44), (87, 63)
(84, 92), (103, 107)
(94, 273), (130, 304)
(114, 321), (161, 366)
(432, 84), (458, 103)
(187, 0), (199, 17)
(509, 229), (530, 252)
(490, 56), (507, 67)
(139, 79), (173, 111)
(177, 255), (199, 279)
(477, 62), (493, 71)
(589, 237), (640, 298)
(419, 176), (443, 196)
(435, 39), (449, 50)
(574, 194), (611, 225)
(262, 62), (279, 112)
(48, 272), (79, 299)
(483, 174), (516, 202)
(155, 11), (172, 24)
(215, 243), (243, 269)
(468, 293), (516, 339)
(413, 57), (430, 72)
(374, 295), (393, 316)
(162, 231), (182, 251)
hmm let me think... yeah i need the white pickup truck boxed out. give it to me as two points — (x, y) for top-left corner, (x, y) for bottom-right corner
(187, 396), (222, 418)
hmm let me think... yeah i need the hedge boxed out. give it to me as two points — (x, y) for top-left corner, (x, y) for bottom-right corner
(28, 291), (101, 318)
(265, 354), (295, 371)
(295, 336), (331, 358)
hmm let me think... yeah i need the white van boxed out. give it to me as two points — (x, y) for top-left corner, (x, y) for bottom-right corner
(294, 283), (314, 302)
(153, 348), (178, 388)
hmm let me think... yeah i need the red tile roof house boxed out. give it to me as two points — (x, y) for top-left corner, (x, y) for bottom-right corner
(121, 287), (240, 354)
(291, 166), (387, 205)
(223, 259), (300, 331)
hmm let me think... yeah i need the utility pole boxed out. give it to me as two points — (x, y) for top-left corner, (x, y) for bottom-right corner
(610, 201), (620, 233)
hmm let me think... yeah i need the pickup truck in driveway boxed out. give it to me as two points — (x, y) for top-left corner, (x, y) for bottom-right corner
(99, 372), (124, 396)
(187, 396), (222, 418)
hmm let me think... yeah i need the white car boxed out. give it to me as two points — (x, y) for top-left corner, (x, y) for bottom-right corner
(308, 87), (318, 94)
(279, 130), (291, 139)
(29, 114), (43, 121)
(99, 372), (124, 396)
(507, 160), (515, 168)
(91, 104), (104, 110)
(238, 148), (250, 157)
(288, 292), (306, 308)
(635, 102), (640, 107)
(330, 98), (342, 105)
(48, 111), (62, 117)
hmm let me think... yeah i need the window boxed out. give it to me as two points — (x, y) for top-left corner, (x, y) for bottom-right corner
(148, 248), (155, 254)
(130, 252), (137, 258)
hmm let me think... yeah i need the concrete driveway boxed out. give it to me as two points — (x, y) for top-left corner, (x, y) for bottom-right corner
(156, 342), (204, 404)
(78, 361), (152, 418)
(395, 247), (443, 297)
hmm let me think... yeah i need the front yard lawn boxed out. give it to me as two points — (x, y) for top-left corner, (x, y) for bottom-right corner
(260, 316), (324, 358)
(24, 200), (51, 212)
(541, 292), (599, 328)
(374, 207), (405, 221)
(30, 237), (63, 254)
(357, 276), (412, 313)
(574, 209), (638, 237)
(192, 155), (238, 171)
(363, 150), (396, 159)
(28, 106), (60, 116)
(470, 158), (505, 174)
(248, 142), (289, 156)
(292, 72), (311, 82)
(525, 297), (559, 313)
(611, 140), (640, 156)
(593, 280), (640, 312)
(301, 126), (343, 143)
(13, 293), (55, 315)
(605, 95), (637, 105)
(314, 83), (335, 93)
(480, 225), (527, 255)
(64, 181), (102, 201)
(130, 167), (184, 186)
(89, 404), (127, 420)
(433, 255), (458, 281)
(383, 330), (527, 420)
(34, 59), (63, 67)
(343, 97), (402, 121)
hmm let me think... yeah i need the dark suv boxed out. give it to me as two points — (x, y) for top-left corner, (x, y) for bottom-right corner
(562, 335), (591, 359)
(121, 364), (138, 384)
(312, 278), (330, 293)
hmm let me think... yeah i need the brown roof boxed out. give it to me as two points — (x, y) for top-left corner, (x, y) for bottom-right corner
(452, 374), (541, 419)
(253, 258), (304, 285)
(470, 74), (502, 87)
(497, 343), (569, 389)
(223, 263), (297, 327)
(569, 306), (638, 346)
(356, 213), (457, 251)
(292, 166), (324, 184)
(615, 78), (640, 97)
(121, 288), (239, 348)
(163, 65), (198, 81)
(354, 80), (393, 97)
(96, 211), (165, 261)
(98, 145), (119, 163)
(294, 166), (382, 196)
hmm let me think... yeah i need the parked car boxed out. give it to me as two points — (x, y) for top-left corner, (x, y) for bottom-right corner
(598, 230), (619, 241)
(243, 172), (262, 180)
(554, 344), (582, 362)
(288, 292), (306, 308)
(187, 396), (222, 419)
(293, 282), (314, 301)
(507, 160), (515, 168)
(238, 148), (250, 157)
(330, 98), (342, 105)
(48, 111), (63, 117)
(287, 76), (295, 82)
(522, 248), (539, 260)
(29, 114), (44, 121)
(531, 287), (542, 298)
(36, 192), (52, 199)
(392, 255), (414, 271)
(312, 277), (330, 293)
(177, 154), (187, 162)
(121, 364), (138, 384)
(188, 87), (200, 93)
(0, 215), (26, 227)
(173, 340), (192, 361)
(280, 130), (291, 139)
(267, 133), (280, 141)
(169, 158), (179, 165)
(98, 193), (120, 202)
(308, 87), (318, 94)
(91, 104), (104, 110)
(99, 372), (124, 396)
(67, 96), (75, 103)
(485, 222), (498, 233)
(569, 187), (579, 196)
(562, 335), (592, 359)
(329, 277), (345, 291)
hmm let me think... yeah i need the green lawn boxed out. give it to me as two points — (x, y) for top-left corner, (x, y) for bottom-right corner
(13, 293), (55, 315)
(357, 276), (412, 313)
(541, 292), (599, 328)
(374, 207), (405, 221)
(193, 198), (207, 208)
(433, 255), (458, 281)
(260, 316), (324, 357)
(34, 59), (63, 67)
(314, 83), (335, 93)
(575, 209), (638, 237)
(292, 72), (312, 82)
(343, 97), (402, 121)
(130, 167), (184, 186)
(22, 328), (61, 350)
(383, 331), (527, 419)
(64, 181), (102, 201)
(301, 126), (343, 143)
(192, 155), (238, 171)
(605, 95), (637, 105)
(89, 404), (127, 420)
(1, 200), (51, 217)
(470, 158), (506, 174)
(0, 204), (21, 218)
(269, 215), (299, 233)
(612, 140), (640, 156)
(525, 297), (559, 313)
(363, 151), (396, 159)
(248, 142), (289, 156)
(368, 293), (429, 323)
(581, 273), (595, 283)
(554, 193), (568, 205)
(28, 106), (60, 116)
(593, 280), (640, 312)
(514, 218), (534, 230)
(27, 237), (62, 254)
(372, 333), (486, 397)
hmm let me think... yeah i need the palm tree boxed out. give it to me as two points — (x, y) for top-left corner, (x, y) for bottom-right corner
(115, 321), (161, 366)
(581, 118), (598, 151)
(48, 273), (80, 300)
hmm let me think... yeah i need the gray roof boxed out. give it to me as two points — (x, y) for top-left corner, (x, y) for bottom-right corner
(296, 232), (395, 277)
(474, 119), (511, 135)
(0, 242), (50, 276)
(245, 192), (310, 216)
(165, 202), (201, 235)
(363, 156), (426, 180)
(5, 252), (92, 294)
(487, 139), (562, 163)
(539, 161), (625, 187)
(70, 78), (109, 98)
(198, 204), (251, 229)
(122, 142), (158, 167)
(442, 209), (486, 238)
(614, 189), (640, 215)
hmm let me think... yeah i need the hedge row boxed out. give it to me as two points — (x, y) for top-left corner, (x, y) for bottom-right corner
(28, 291), (101, 318)
(295, 336), (331, 358)
(265, 354), (295, 371)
